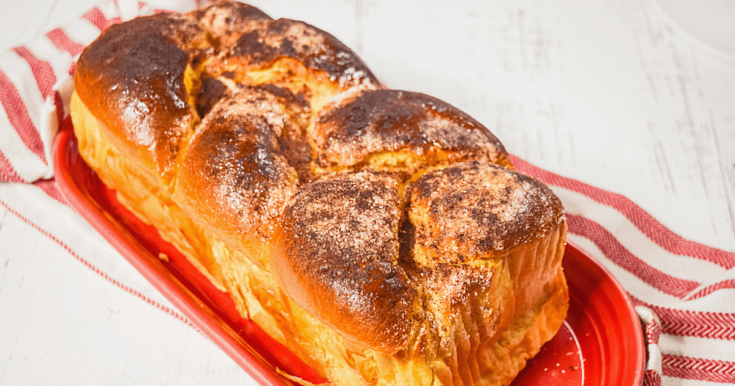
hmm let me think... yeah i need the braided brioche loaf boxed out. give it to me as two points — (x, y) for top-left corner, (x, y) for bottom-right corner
(70, 2), (568, 385)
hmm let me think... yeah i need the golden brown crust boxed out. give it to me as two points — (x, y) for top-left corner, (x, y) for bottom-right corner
(174, 89), (299, 267)
(193, 0), (378, 88)
(226, 18), (379, 88)
(192, 0), (272, 48)
(272, 171), (418, 353)
(407, 161), (564, 264)
(271, 161), (565, 357)
(312, 90), (513, 173)
(74, 14), (207, 182)
(192, 1), (379, 102)
(73, 2), (568, 384)
(75, 1), (378, 183)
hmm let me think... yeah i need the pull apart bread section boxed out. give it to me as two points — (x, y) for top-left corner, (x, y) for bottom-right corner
(70, 2), (568, 385)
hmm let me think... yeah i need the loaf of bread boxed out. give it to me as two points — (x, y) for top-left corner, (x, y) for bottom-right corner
(70, 2), (568, 385)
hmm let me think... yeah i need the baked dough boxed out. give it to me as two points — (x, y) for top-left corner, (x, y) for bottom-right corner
(70, 2), (568, 385)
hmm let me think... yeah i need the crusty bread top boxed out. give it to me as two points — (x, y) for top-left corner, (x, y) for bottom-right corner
(74, 0), (379, 183)
(312, 90), (513, 173)
(174, 89), (300, 266)
(192, 1), (378, 87)
(74, 14), (206, 182)
(408, 161), (564, 264)
(190, 0), (271, 49)
(272, 171), (419, 353)
(73, 0), (565, 356)
(271, 162), (563, 353)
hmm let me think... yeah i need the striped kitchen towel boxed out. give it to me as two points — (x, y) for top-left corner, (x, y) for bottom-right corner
(1, 0), (734, 384)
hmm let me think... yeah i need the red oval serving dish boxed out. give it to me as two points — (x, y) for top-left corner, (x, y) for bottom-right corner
(53, 119), (645, 386)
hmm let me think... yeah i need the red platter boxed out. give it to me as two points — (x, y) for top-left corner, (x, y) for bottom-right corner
(53, 119), (645, 386)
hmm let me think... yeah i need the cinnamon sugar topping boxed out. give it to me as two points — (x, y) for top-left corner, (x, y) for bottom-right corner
(177, 89), (299, 240)
(276, 171), (418, 352)
(313, 90), (511, 170)
(76, 0), (567, 357)
(408, 161), (564, 263)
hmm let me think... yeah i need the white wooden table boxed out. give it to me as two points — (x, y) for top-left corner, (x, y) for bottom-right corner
(1, 0), (734, 384)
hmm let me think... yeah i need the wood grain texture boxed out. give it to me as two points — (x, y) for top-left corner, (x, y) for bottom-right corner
(0, 0), (733, 384)
(0, 206), (255, 385)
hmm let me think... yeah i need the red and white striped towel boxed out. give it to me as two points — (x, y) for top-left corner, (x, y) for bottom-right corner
(1, 1), (734, 384)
